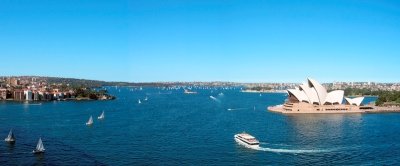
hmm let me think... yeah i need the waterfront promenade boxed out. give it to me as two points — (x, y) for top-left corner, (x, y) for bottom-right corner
(268, 105), (400, 114)
(365, 106), (400, 113)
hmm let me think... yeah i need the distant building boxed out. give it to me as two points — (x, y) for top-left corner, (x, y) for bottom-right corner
(24, 90), (33, 101)
(33, 91), (40, 101)
(59, 92), (64, 99)
(13, 90), (24, 101)
(53, 93), (59, 99)
(7, 78), (20, 86)
(0, 88), (7, 100)
(269, 78), (370, 114)
(43, 92), (53, 100)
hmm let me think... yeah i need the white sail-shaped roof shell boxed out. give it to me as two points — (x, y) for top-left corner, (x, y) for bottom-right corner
(287, 89), (309, 103)
(324, 90), (344, 104)
(286, 78), (365, 106)
(345, 97), (364, 106)
(299, 84), (319, 104)
(308, 78), (328, 105)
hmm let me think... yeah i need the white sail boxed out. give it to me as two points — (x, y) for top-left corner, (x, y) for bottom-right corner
(86, 116), (93, 125)
(5, 129), (15, 142)
(98, 111), (105, 120)
(33, 138), (45, 153)
(37, 138), (44, 151)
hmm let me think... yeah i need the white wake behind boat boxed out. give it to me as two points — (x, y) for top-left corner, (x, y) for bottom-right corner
(4, 129), (16, 143)
(98, 111), (105, 120)
(234, 132), (260, 149)
(86, 116), (93, 125)
(33, 138), (45, 154)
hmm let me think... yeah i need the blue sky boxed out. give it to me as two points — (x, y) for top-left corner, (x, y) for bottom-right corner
(1, 0), (399, 83)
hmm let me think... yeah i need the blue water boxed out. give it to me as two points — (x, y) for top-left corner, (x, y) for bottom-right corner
(0, 87), (399, 165)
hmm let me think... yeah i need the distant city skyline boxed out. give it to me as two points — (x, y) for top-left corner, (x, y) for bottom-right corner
(1, 0), (399, 83)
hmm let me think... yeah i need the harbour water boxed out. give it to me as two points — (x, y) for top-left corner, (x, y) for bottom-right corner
(1, 87), (399, 165)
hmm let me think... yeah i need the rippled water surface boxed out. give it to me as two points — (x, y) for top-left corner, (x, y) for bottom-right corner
(0, 87), (399, 165)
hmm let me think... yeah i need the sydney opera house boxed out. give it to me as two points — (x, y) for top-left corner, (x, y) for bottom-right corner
(268, 78), (371, 114)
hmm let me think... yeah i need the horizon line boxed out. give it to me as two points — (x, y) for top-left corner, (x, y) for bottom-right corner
(1, 75), (399, 84)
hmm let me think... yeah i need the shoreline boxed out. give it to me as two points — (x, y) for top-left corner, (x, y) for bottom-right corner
(268, 105), (400, 114)
(0, 97), (114, 102)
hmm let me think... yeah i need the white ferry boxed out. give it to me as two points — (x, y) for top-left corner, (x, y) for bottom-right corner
(234, 132), (260, 149)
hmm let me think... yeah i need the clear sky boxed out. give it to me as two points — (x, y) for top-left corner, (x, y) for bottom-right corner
(1, 0), (399, 83)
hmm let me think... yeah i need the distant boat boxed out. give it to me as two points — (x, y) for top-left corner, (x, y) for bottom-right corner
(144, 96), (148, 101)
(24, 103), (42, 106)
(184, 89), (197, 94)
(4, 129), (16, 143)
(86, 116), (93, 126)
(32, 138), (45, 154)
(98, 111), (105, 120)
(138, 99), (141, 104)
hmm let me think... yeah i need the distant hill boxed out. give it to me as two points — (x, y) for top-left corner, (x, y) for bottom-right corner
(0, 76), (243, 87)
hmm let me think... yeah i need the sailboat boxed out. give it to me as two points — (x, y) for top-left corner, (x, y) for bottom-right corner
(98, 111), (105, 120)
(32, 137), (45, 154)
(4, 129), (16, 143)
(86, 116), (93, 126)
(138, 99), (141, 104)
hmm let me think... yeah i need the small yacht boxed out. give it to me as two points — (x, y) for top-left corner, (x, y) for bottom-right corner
(138, 99), (141, 104)
(86, 116), (93, 126)
(144, 96), (148, 101)
(4, 129), (16, 143)
(33, 137), (45, 154)
(98, 111), (105, 120)
(234, 132), (260, 149)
